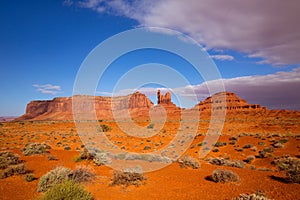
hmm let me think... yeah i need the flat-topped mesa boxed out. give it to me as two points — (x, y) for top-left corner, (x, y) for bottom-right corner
(17, 92), (153, 121)
(194, 92), (266, 112)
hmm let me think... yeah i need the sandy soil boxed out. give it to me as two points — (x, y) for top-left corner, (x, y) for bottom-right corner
(0, 120), (299, 200)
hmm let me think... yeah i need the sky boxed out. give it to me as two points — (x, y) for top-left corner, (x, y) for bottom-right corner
(0, 0), (300, 116)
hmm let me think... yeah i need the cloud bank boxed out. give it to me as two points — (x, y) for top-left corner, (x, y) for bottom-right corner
(73, 0), (300, 66)
(102, 67), (300, 110)
(33, 84), (62, 95)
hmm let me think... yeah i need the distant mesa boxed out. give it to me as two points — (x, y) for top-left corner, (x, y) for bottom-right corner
(194, 92), (266, 112)
(0, 116), (17, 122)
(14, 90), (300, 121)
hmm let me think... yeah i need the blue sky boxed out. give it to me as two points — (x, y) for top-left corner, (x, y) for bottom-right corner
(1, 0), (300, 116)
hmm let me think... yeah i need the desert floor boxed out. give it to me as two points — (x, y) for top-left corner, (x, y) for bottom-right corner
(0, 120), (300, 200)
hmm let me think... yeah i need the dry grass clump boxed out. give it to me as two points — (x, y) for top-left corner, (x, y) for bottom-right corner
(0, 163), (29, 179)
(178, 155), (200, 169)
(38, 166), (71, 192)
(211, 169), (239, 183)
(69, 166), (95, 183)
(21, 143), (51, 156)
(38, 166), (95, 192)
(39, 180), (93, 200)
(274, 156), (300, 183)
(0, 151), (29, 179)
(0, 151), (21, 169)
(111, 167), (146, 186)
(232, 191), (271, 200)
(208, 157), (245, 168)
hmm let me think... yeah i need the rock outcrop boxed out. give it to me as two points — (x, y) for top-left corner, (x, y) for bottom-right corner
(17, 92), (153, 121)
(194, 92), (266, 112)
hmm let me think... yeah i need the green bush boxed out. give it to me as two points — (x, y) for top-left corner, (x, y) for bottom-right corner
(211, 169), (239, 183)
(178, 155), (200, 169)
(39, 180), (93, 200)
(38, 167), (71, 192)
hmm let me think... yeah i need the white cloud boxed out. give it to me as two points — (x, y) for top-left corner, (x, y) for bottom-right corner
(33, 84), (62, 95)
(98, 67), (300, 110)
(210, 54), (234, 61)
(75, 0), (300, 66)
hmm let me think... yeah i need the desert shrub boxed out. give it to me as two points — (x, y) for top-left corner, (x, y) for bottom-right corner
(243, 144), (253, 149)
(211, 169), (239, 183)
(208, 158), (245, 168)
(229, 136), (238, 141)
(279, 138), (288, 144)
(274, 156), (300, 183)
(147, 123), (154, 129)
(272, 142), (283, 148)
(47, 155), (58, 161)
(111, 167), (146, 186)
(212, 148), (220, 152)
(39, 180), (93, 200)
(213, 142), (227, 147)
(38, 166), (71, 192)
(258, 142), (265, 146)
(22, 143), (51, 156)
(25, 173), (36, 182)
(69, 166), (95, 183)
(178, 155), (200, 169)
(0, 163), (28, 179)
(0, 151), (21, 169)
(97, 124), (111, 132)
(93, 152), (111, 166)
(244, 156), (255, 164)
(232, 191), (271, 200)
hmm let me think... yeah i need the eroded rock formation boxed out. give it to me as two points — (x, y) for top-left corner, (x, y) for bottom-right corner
(157, 90), (171, 104)
(194, 92), (266, 112)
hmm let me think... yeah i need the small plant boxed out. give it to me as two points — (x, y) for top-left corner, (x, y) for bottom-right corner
(213, 142), (227, 147)
(21, 143), (51, 156)
(0, 163), (28, 179)
(25, 173), (36, 182)
(0, 151), (21, 169)
(244, 156), (255, 164)
(243, 144), (253, 149)
(97, 124), (111, 132)
(47, 155), (58, 161)
(93, 152), (111, 166)
(208, 157), (245, 168)
(38, 166), (71, 192)
(69, 166), (95, 183)
(233, 191), (271, 200)
(274, 156), (300, 183)
(39, 180), (93, 200)
(178, 155), (200, 169)
(111, 167), (146, 186)
(211, 169), (239, 183)
(147, 123), (154, 129)
(258, 142), (265, 146)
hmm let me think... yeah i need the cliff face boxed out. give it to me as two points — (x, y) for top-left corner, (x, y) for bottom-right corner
(18, 92), (153, 120)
